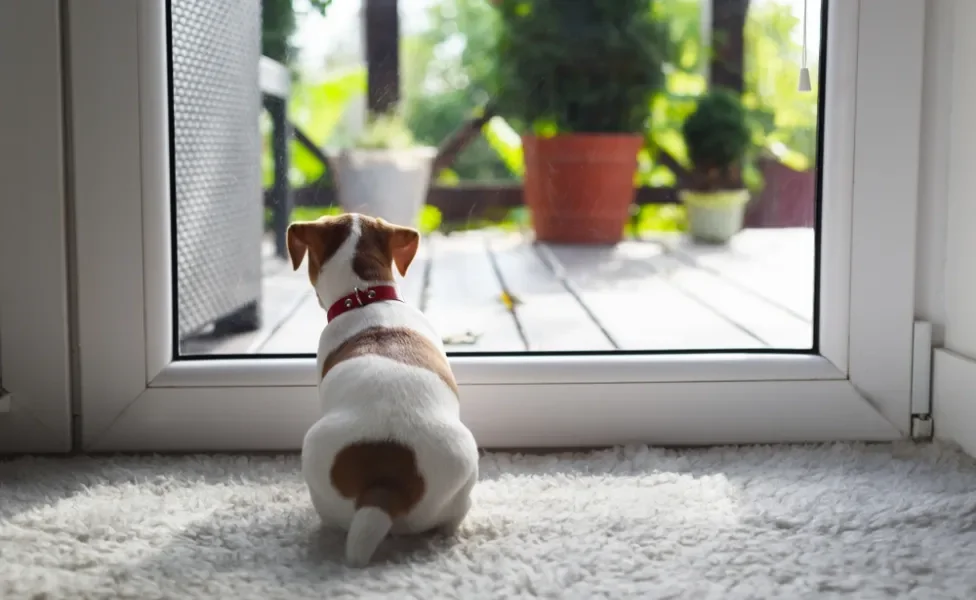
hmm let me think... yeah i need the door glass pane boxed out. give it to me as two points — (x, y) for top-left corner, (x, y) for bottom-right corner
(170, 0), (824, 358)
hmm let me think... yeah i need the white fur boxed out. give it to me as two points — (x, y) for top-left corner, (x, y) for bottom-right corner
(345, 507), (392, 568)
(300, 215), (479, 567)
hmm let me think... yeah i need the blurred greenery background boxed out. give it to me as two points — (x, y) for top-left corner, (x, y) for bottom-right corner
(259, 0), (820, 233)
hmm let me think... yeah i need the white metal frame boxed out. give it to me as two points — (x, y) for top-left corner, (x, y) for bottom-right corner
(0, 0), (73, 453)
(62, 0), (926, 452)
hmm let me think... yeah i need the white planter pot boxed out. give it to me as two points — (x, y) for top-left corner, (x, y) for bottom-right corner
(679, 189), (751, 244)
(331, 147), (437, 227)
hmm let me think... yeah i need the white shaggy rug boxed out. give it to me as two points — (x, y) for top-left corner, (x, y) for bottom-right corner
(2, 442), (976, 599)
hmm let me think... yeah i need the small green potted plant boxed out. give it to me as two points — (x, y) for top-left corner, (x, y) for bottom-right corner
(679, 88), (753, 243)
(492, 0), (668, 244)
(331, 111), (437, 228)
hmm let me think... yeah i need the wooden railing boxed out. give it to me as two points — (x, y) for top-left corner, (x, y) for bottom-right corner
(266, 182), (679, 222)
(259, 57), (293, 259)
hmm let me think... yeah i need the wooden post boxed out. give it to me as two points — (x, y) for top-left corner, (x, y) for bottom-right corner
(265, 95), (293, 259)
(259, 57), (293, 259)
(363, 0), (400, 113)
(709, 0), (750, 93)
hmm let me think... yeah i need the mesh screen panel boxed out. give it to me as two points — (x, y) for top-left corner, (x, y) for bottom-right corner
(170, 0), (263, 338)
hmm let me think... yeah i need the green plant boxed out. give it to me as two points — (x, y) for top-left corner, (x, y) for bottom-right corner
(640, 0), (817, 187)
(352, 111), (418, 151)
(491, 0), (669, 134)
(482, 0), (818, 193)
(266, 205), (444, 235)
(681, 88), (751, 191)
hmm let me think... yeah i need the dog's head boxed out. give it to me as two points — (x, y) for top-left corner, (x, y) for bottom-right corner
(285, 213), (420, 308)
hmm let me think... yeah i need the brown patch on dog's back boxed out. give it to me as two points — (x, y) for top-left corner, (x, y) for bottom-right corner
(353, 216), (421, 281)
(286, 214), (354, 285)
(320, 326), (459, 396)
(330, 440), (426, 518)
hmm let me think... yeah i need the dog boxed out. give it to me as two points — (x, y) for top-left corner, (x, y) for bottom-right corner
(286, 213), (479, 567)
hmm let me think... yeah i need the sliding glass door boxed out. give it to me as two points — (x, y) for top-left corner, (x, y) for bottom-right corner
(63, 0), (924, 451)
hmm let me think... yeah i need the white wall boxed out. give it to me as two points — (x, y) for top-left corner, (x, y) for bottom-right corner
(939, 2), (976, 359)
(921, 0), (976, 456)
(916, 0), (976, 356)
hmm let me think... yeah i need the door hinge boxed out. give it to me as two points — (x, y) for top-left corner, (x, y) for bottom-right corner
(0, 388), (11, 414)
(910, 320), (933, 440)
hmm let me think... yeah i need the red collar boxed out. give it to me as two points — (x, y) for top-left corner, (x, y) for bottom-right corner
(326, 285), (402, 322)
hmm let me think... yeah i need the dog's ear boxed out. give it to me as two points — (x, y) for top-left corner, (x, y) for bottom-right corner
(286, 217), (352, 273)
(286, 222), (312, 271)
(385, 223), (421, 277)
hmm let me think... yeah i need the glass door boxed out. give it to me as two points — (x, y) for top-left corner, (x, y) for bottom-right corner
(65, 0), (925, 451)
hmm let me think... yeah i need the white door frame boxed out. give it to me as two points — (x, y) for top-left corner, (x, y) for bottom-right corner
(0, 0), (73, 453)
(931, 0), (976, 459)
(57, 0), (926, 452)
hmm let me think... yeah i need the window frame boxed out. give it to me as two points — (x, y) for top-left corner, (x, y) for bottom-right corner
(63, 0), (925, 452)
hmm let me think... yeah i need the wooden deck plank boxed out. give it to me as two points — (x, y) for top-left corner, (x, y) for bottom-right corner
(179, 260), (312, 355)
(190, 228), (816, 355)
(397, 240), (429, 309)
(663, 229), (815, 321)
(257, 243), (428, 354)
(424, 231), (525, 352)
(488, 235), (614, 351)
(656, 254), (813, 349)
(248, 252), (325, 354)
(256, 291), (323, 354)
(540, 241), (765, 351)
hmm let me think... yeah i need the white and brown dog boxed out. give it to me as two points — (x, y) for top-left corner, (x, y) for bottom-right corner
(286, 213), (479, 567)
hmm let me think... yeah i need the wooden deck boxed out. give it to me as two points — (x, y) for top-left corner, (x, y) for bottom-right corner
(180, 228), (815, 355)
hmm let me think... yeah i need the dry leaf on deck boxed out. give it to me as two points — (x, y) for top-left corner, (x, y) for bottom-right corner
(499, 291), (522, 311)
(442, 330), (482, 345)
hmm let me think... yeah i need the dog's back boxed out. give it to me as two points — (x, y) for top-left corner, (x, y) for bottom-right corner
(286, 214), (478, 567)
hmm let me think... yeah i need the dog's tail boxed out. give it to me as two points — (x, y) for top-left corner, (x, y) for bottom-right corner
(345, 486), (405, 567)
(334, 440), (424, 567)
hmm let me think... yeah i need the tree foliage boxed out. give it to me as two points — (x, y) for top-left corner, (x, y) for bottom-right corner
(491, 0), (670, 134)
(402, 0), (515, 181)
(262, 0), (818, 189)
(643, 0), (818, 183)
(261, 0), (332, 65)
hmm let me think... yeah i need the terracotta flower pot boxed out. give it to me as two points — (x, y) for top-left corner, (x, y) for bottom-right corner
(522, 134), (643, 244)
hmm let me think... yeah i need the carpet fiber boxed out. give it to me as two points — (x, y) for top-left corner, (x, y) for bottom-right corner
(2, 442), (976, 599)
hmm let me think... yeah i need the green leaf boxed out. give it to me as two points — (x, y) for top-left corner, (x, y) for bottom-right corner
(481, 116), (525, 178)
(354, 111), (418, 150)
(290, 66), (367, 145)
(436, 168), (461, 186)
